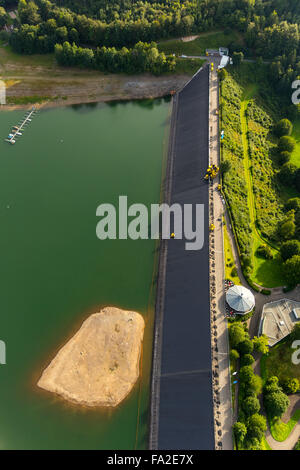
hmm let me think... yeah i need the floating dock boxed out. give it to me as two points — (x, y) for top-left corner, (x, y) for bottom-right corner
(5, 107), (37, 144)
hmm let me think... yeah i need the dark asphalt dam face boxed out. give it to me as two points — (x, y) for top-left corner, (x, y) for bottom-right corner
(150, 65), (214, 450)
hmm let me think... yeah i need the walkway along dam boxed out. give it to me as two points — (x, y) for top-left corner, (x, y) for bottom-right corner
(149, 65), (215, 450)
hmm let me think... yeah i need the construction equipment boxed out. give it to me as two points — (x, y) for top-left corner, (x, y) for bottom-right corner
(204, 164), (219, 181)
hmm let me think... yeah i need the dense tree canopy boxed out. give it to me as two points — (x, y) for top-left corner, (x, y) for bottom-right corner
(274, 118), (293, 137)
(290, 322), (300, 341)
(280, 239), (300, 261)
(54, 40), (175, 74)
(242, 396), (260, 416)
(0, 6), (7, 28)
(283, 255), (300, 285)
(229, 323), (246, 349)
(233, 421), (247, 443)
(252, 335), (269, 355)
(7, 0), (300, 83)
(278, 136), (296, 153)
(264, 389), (289, 418)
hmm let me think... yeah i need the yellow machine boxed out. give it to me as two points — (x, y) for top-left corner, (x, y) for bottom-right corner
(171, 233), (175, 239)
(210, 224), (215, 232)
(211, 62), (214, 71)
(205, 164), (220, 181)
(217, 184), (222, 191)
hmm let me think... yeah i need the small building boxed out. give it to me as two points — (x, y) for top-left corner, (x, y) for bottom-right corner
(206, 49), (219, 57)
(219, 47), (229, 56)
(206, 47), (229, 57)
(226, 285), (255, 315)
(218, 55), (232, 69)
(259, 299), (300, 347)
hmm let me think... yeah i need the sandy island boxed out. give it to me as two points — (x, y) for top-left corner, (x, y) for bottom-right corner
(37, 307), (145, 407)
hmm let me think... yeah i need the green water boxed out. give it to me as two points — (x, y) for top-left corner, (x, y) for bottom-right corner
(0, 99), (170, 450)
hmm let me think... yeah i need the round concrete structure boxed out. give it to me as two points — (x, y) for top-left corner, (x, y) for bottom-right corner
(226, 285), (255, 314)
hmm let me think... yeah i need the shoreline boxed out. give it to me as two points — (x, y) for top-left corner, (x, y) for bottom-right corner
(0, 73), (193, 111)
(0, 92), (172, 112)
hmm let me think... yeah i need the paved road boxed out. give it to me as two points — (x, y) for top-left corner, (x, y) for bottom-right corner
(156, 65), (214, 450)
(208, 60), (233, 450)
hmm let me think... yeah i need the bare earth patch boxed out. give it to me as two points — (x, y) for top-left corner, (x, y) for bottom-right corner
(181, 35), (200, 42)
(37, 307), (145, 407)
(0, 53), (190, 108)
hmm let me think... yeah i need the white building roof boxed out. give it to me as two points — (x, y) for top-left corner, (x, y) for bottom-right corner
(218, 55), (230, 69)
(226, 285), (255, 314)
(259, 299), (300, 347)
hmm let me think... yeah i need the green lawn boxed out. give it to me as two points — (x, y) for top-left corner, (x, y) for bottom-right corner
(261, 435), (272, 450)
(252, 248), (284, 288)
(239, 89), (285, 288)
(291, 118), (300, 168)
(262, 337), (300, 385)
(261, 344), (300, 445)
(158, 29), (243, 56)
(223, 222), (242, 285)
(270, 410), (300, 442)
(173, 58), (205, 74)
(221, 64), (300, 288)
(0, 44), (55, 68)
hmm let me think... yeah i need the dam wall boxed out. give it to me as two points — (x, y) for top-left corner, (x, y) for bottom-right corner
(149, 65), (215, 450)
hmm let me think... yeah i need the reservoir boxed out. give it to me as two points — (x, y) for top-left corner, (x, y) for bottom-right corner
(0, 99), (170, 449)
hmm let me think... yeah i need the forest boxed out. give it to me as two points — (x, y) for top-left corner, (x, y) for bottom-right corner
(54, 40), (176, 74)
(1, 0), (300, 79)
(0, 0), (299, 78)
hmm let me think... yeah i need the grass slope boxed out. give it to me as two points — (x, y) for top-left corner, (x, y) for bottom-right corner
(220, 63), (292, 287)
(223, 221), (241, 285)
(291, 118), (300, 168)
(270, 410), (300, 442)
(240, 91), (284, 287)
(261, 337), (300, 385)
(158, 30), (243, 56)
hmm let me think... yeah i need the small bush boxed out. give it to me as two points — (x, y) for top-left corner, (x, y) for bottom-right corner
(282, 378), (299, 394)
(241, 354), (255, 366)
(278, 136), (296, 153)
(274, 119), (293, 138)
(278, 151), (291, 165)
(280, 240), (300, 261)
(238, 338), (254, 355)
(256, 244), (273, 260)
(279, 162), (297, 185)
(231, 266), (238, 277)
(242, 396), (260, 416)
(230, 349), (240, 362)
(261, 289), (271, 295)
